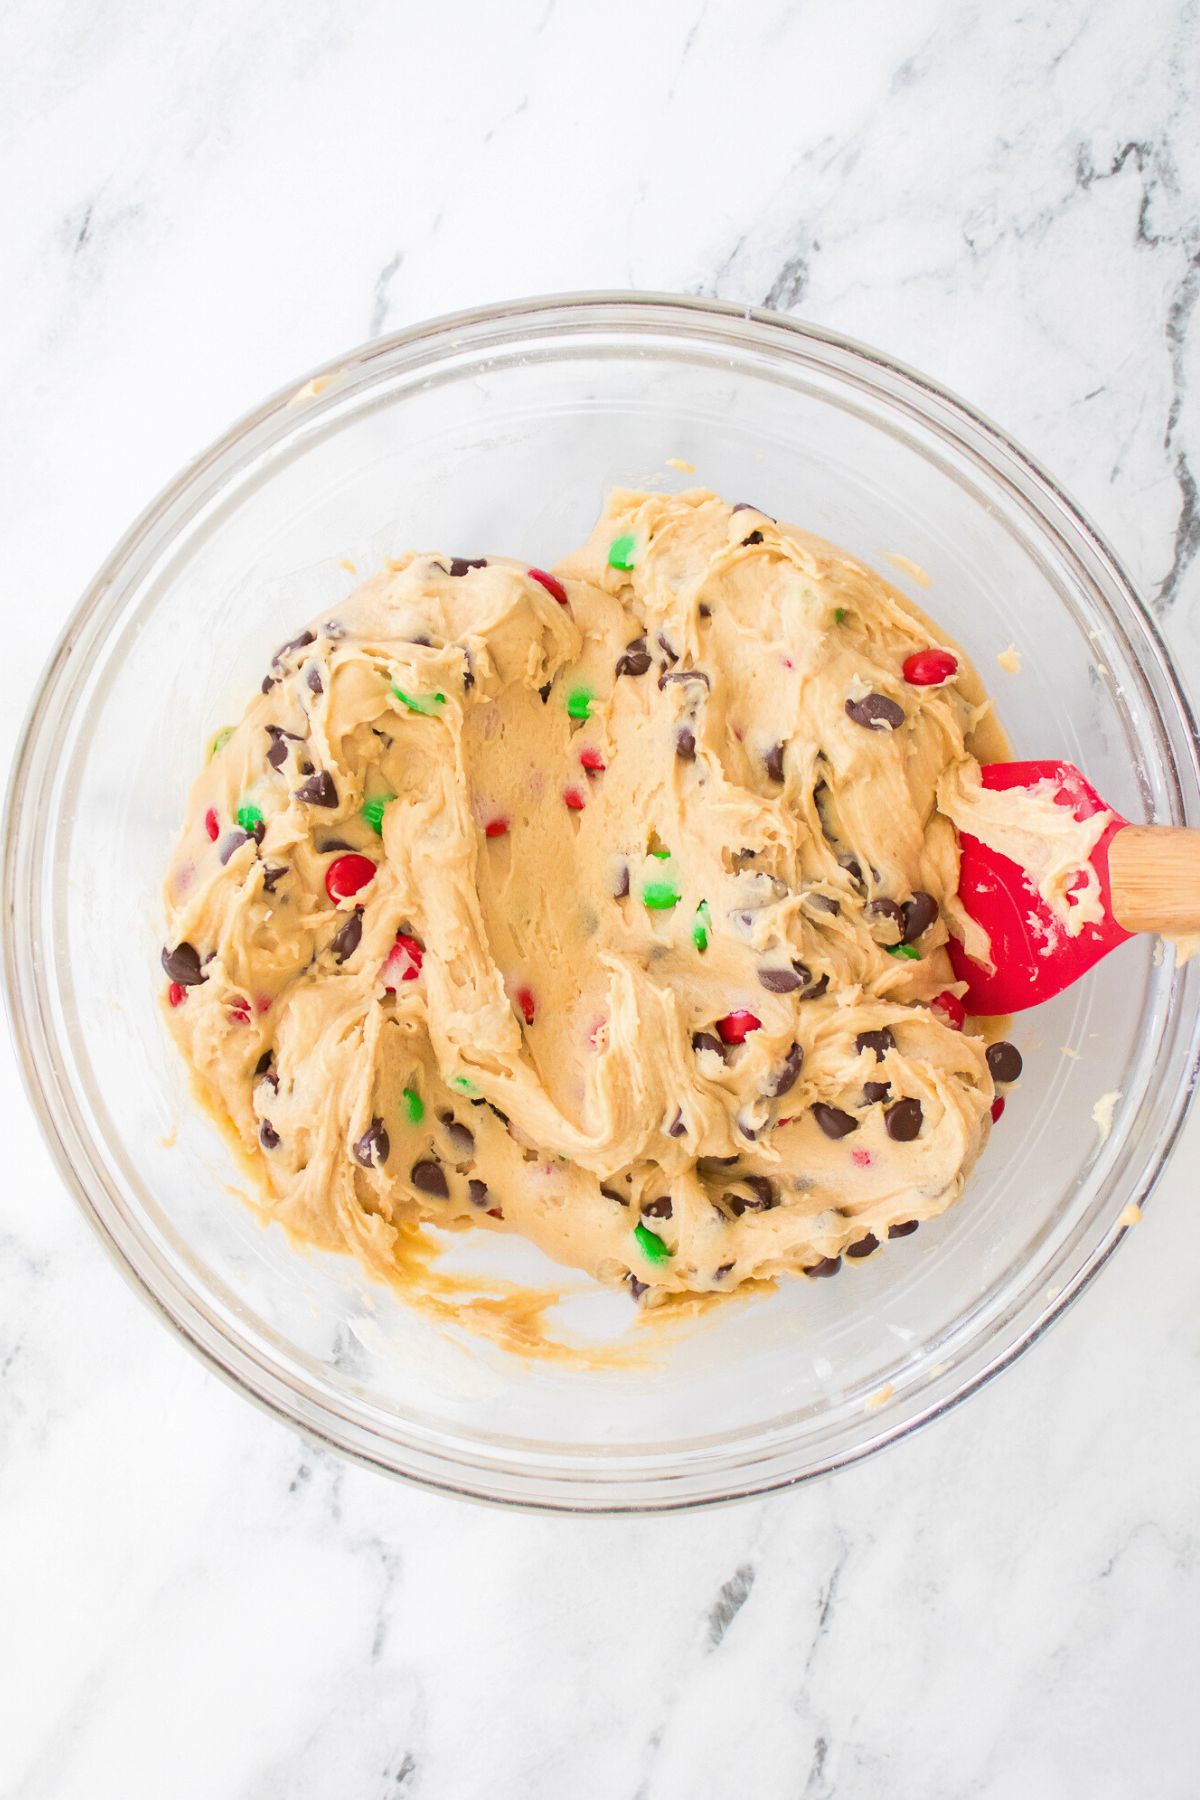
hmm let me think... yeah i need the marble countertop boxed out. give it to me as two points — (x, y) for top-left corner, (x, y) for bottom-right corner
(3, 1), (1198, 1794)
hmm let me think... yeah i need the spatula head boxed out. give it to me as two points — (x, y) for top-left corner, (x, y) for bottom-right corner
(948, 761), (1130, 1015)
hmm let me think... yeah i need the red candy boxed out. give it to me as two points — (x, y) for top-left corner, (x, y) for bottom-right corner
(325, 853), (376, 904)
(382, 933), (424, 989)
(516, 986), (536, 1025)
(991, 1096), (1006, 1123)
(579, 747), (606, 774)
(485, 818), (510, 838)
(563, 787), (585, 811)
(528, 568), (569, 606)
(903, 648), (958, 686)
(229, 998), (251, 1024)
(254, 994), (272, 1014)
(167, 983), (186, 1008)
(851, 1148), (873, 1168)
(204, 808), (219, 841)
(931, 990), (966, 1031)
(715, 1010), (762, 1045)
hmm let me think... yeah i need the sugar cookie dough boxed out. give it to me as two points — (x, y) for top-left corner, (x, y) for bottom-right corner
(162, 489), (1024, 1302)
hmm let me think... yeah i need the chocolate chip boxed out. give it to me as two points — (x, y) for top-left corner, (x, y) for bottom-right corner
(838, 853), (865, 887)
(667, 1110), (686, 1138)
(806, 892), (840, 916)
(766, 1041), (804, 1098)
(271, 629), (315, 670)
(758, 963), (808, 994)
(845, 693), (905, 731)
(297, 760), (313, 776)
(657, 631), (678, 664)
(441, 1116), (475, 1159)
(675, 727), (696, 762)
(698, 603), (712, 620)
(743, 1175), (777, 1208)
(731, 501), (775, 519)
(260, 1120), (280, 1150)
(642, 1195), (673, 1218)
(800, 973), (830, 999)
(865, 898), (905, 940)
(846, 1233), (879, 1259)
(629, 1275), (649, 1301)
(805, 1256), (842, 1278)
(329, 907), (363, 964)
(449, 557), (487, 576)
(306, 665), (323, 694)
(293, 770), (337, 807)
(902, 891), (939, 943)
(888, 1219), (919, 1238)
(218, 829), (249, 864)
(161, 942), (206, 986)
(884, 1098), (923, 1141)
(601, 1185), (628, 1206)
(254, 1051), (273, 1076)
(714, 1262), (734, 1278)
(986, 1041), (1023, 1084)
(691, 1031), (727, 1059)
(353, 1118), (390, 1168)
(318, 838), (355, 853)
(863, 1080), (891, 1104)
(408, 634), (434, 648)
(538, 681), (552, 703)
(856, 1027), (895, 1061)
(763, 741), (786, 783)
(468, 1178), (490, 1207)
(813, 1103), (858, 1139)
(249, 820), (266, 846)
(262, 675), (277, 694)
(615, 638), (652, 677)
(411, 1158), (448, 1197)
(614, 864), (630, 899)
(742, 529), (764, 546)
(659, 667), (712, 693)
(262, 865), (287, 893)
(485, 1102), (511, 1127)
(265, 724), (300, 769)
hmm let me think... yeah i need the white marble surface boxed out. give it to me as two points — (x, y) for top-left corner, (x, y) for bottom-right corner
(3, 1), (1199, 1794)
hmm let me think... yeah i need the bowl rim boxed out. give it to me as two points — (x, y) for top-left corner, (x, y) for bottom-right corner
(4, 289), (1199, 1513)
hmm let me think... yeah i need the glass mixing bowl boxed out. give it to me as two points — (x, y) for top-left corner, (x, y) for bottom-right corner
(5, 295), (1198, 1511)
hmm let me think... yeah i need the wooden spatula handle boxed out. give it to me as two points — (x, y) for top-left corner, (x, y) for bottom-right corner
(1109, 825), (1200, 934)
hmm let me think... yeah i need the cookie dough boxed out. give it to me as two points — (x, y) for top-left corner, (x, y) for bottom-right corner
(162, 489), (1024, 1301)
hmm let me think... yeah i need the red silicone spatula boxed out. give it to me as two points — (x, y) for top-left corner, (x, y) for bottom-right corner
(948, 760), (1200, 1015)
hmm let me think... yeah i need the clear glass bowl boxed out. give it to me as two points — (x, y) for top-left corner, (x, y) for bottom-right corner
(5, 294), (1199, 1511)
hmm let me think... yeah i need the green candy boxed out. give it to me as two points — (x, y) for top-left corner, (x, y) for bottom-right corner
(887, 943), (920, 960)
(361, 794), (394, 835)
(648, 848), (671, 861)
(235, 804), (263, 833)
(392, 685), (445, 714)
(208, 726), (234, 759)
(401, 1087), (424, 1125)
(608, 533), (636, 572)
(451, 1076), (478, 1095)
(634, 1221), (672, 1264)
(642, 881), (680, 911)
(692, 901), (711, 953)
(566, 686), (593, 721)
(834, 607), (847, 624)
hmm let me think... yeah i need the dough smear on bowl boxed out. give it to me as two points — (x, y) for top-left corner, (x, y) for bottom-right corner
(162, 489), (1026, 1303)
